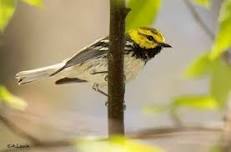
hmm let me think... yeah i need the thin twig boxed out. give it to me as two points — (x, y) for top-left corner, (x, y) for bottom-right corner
(219, 100), (231, 152)
(129, 125), (223, 139)
(0, 114), (41, 144)
(0, 113), (74, 152)
(169, 108), (183, 127)
(182, 0), (215, 40)
(183, 0), (231, 65)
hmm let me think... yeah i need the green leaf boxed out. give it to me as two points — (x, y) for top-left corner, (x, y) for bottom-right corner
(0, 0), (17, 32)
(0, 0), (42, 32)
(209, 0), (231, 60)
(126, 0), (161, 30)
(0, 85), (27, 110)
(144, 95), (218, 115)
(186, 53), (231, 108)
(210, 59), (231, 106)
(77, 136), (164, 152)
(193, 0), (211, 8)
(21, 0), (43, 7)
(185, 52), (212, 78)
(172, 95), (218, 110)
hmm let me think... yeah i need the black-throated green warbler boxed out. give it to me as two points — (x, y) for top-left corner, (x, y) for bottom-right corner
(16, 27), (171, 96)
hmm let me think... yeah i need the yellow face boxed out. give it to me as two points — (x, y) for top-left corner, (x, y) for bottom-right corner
(128, 27), (171, 49)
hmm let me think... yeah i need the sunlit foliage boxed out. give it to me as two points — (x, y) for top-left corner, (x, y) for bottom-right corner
(22, 0), (43, 7)
(210, 0), (231, 59)
(0, 0), (42, 32)
(193, 0), (211, 8)
(185, 0), (231, 108)
(0, 0), (16, 31)
(126, 0), (161, 30)
(77, 136), (164, 152)
(0, 85), (27, 110)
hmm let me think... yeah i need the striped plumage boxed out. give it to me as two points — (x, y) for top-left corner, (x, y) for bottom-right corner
(16, 27), (171, 95)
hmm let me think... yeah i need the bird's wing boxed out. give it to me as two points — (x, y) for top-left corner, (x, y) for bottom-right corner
(50, 37), (109, 76)
(65, 37), (109, 67)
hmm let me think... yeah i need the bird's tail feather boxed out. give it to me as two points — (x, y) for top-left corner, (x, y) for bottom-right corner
(16, 62), (65, 85)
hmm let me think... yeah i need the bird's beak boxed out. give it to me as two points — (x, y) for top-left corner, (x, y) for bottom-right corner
(159, 42), (172, 48)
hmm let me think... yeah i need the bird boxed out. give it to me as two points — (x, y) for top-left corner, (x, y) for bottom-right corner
(16, 27), (172, 96)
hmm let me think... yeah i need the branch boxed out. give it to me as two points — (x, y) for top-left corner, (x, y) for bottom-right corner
(0, 113), (73, 152)
(169, 108), (183, 127)
(0, 113), (74, 150)
(0, 114), (41, 144)
(0, 113), (223, 151)
(220, 102), (231, 152)
(128, 125), (222, 139)
(183, 0), (231, 64)
(182, 0), (215, 40)
(108, 0), (127, 135)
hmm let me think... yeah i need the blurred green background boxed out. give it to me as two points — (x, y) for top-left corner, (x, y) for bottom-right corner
(0, 0), (230, 152)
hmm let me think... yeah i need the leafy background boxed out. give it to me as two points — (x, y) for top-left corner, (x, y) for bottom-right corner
(0, 0), (231, 152)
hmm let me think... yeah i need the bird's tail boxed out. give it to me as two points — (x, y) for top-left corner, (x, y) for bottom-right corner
(16, 62), (65, 85)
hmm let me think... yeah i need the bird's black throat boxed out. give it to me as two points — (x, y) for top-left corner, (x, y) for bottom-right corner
(126, 42), (162, 63)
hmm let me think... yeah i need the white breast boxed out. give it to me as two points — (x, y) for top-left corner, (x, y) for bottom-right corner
(62, 53), (145, 87)
(124, 53), (145, 81)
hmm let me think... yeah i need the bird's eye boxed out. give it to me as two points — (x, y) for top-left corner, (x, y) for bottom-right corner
(147, 35), (154, 41)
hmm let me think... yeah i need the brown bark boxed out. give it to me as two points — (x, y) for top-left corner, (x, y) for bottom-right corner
(108, 0), (127, 135)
